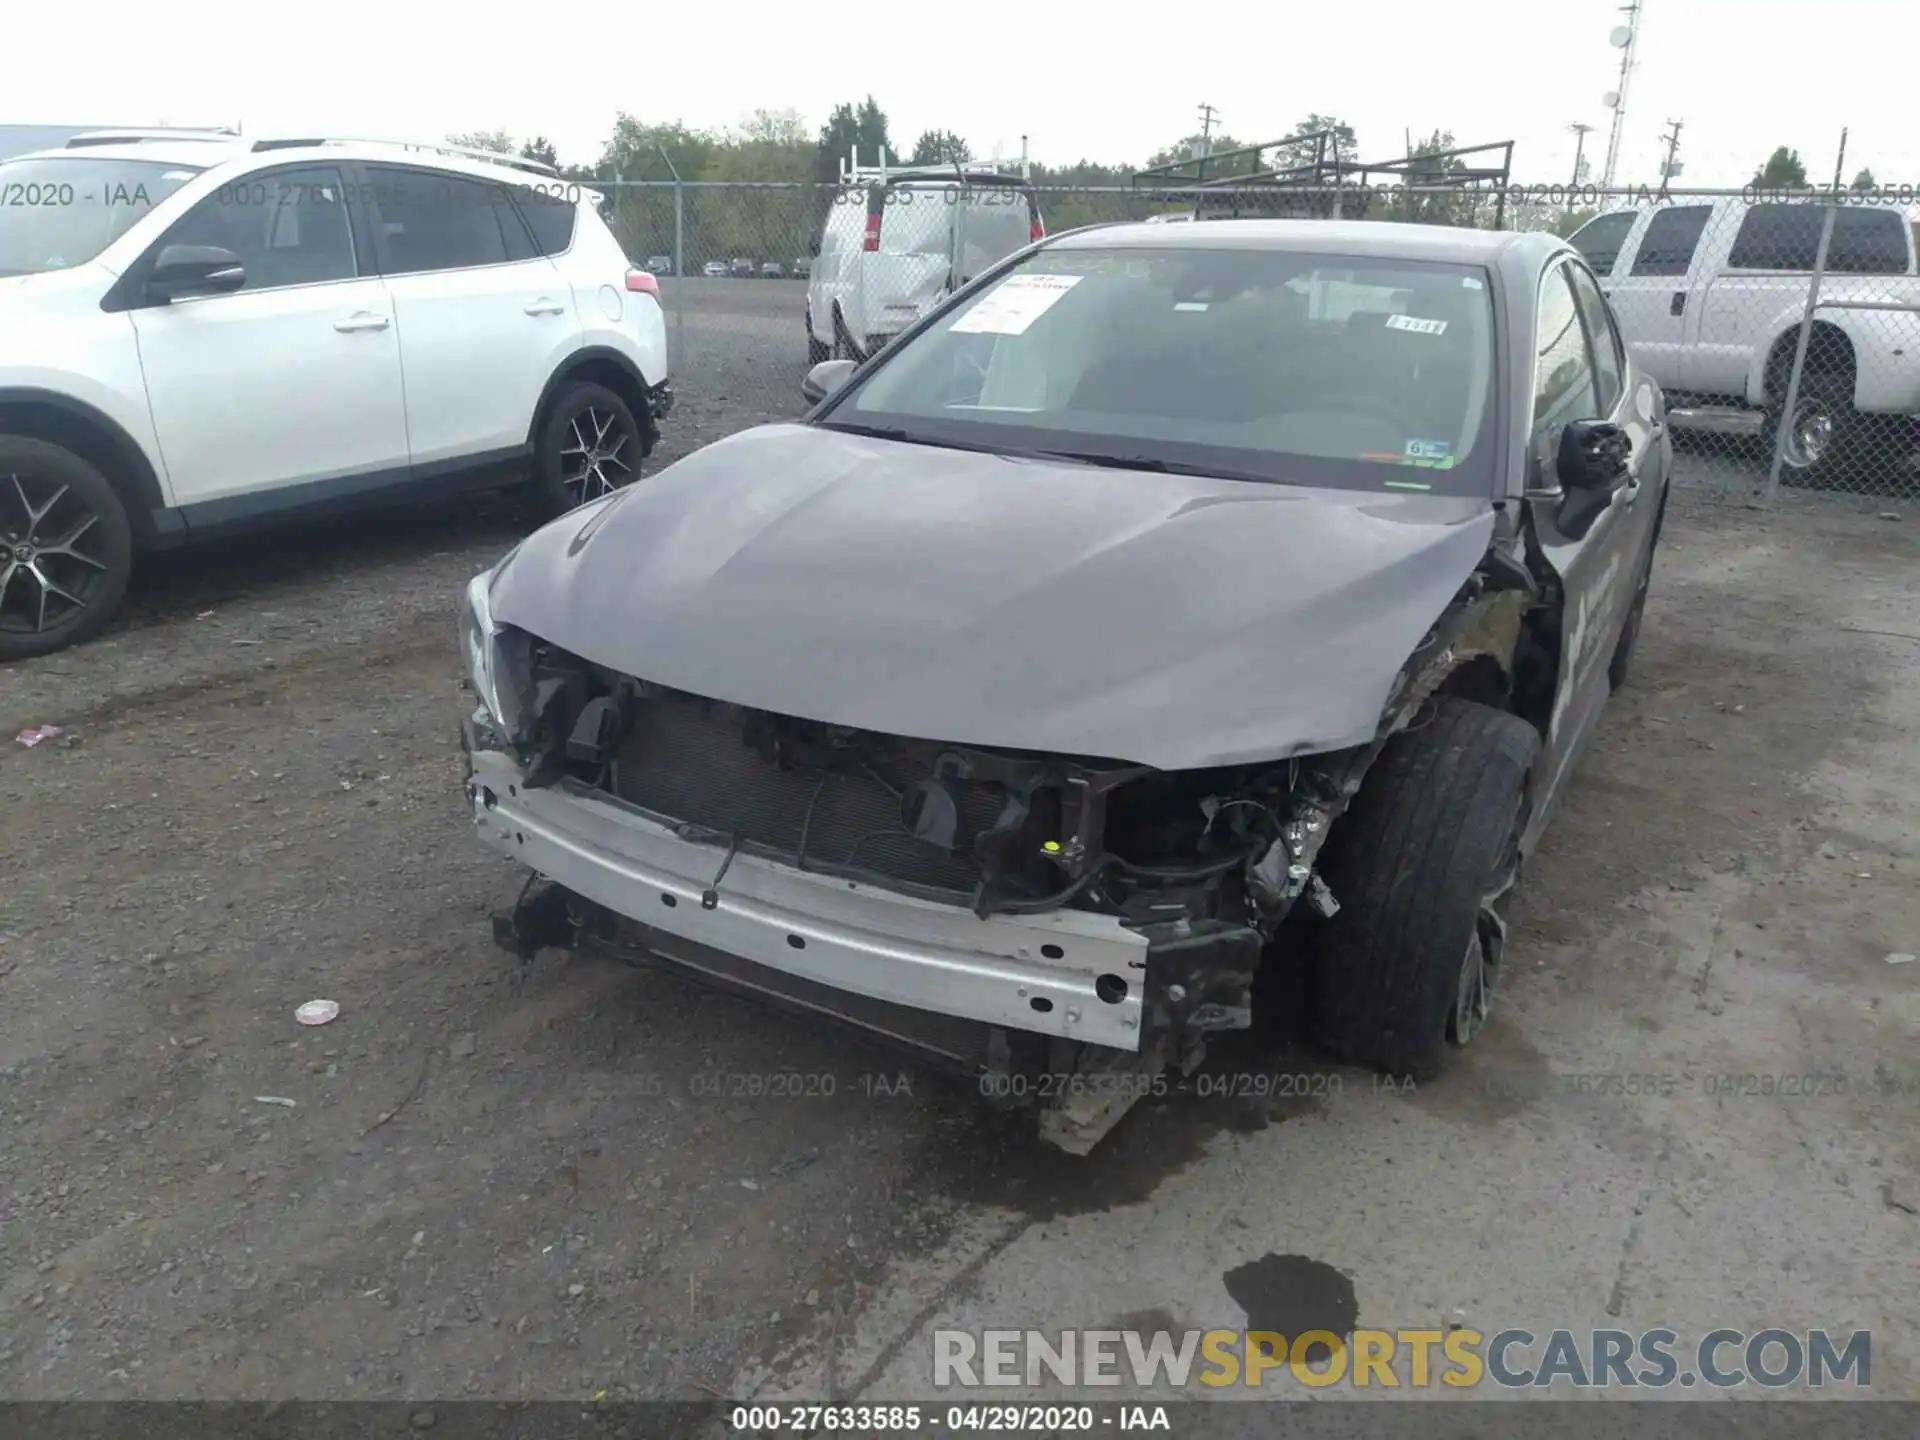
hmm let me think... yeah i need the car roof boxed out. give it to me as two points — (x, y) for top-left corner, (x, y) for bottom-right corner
(5, 136), (569, 192)
(1051, 218), (1562, 267)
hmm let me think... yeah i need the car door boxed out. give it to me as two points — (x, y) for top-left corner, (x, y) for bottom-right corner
(360, 164), (581, 472)
(1605, 203), (1711, 390)
(125, 163), (409, 513)
(1522, 258), (1660, 825)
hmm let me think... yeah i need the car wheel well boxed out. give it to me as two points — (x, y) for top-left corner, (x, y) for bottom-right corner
(0, 396), (165, 547)
(1765, 322), (1855, 399)
(530, 357), (657, 455)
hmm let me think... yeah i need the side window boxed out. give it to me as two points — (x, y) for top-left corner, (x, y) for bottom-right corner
(1566, 263), (1625, 413)
(514, 188), (577, 256)
(1533, 266), (1600, 437)
(1827, 208), (1909, 274)
(369, 169), (519, 275)
(166, 165), (357, 291)
(1629, 205), (1711, 277)
(1728, 203), (1823, 270)
(1567, 210), (1637, 276)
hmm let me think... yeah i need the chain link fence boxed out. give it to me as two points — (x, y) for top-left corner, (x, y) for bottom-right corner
(602, 178), (1920, 503)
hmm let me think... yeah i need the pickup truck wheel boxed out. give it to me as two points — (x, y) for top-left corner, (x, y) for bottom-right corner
(0, 437), (134, 662)
(1767, 375), (1855, 487)
(528, 382), (644, 519)
(1307, 696), (1540, 1080)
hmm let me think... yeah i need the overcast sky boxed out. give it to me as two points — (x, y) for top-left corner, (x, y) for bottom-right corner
(7, 0), (1915, 188)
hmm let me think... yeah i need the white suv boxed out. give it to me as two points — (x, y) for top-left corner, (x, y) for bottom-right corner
(0, 130), (671, 660)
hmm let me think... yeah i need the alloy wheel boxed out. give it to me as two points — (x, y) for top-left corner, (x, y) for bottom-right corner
(1783, 397), (1835, 470)
(557, 406), (637, 507)
(1450, 804), (1526, 1046)
(0, 472), (112, 637)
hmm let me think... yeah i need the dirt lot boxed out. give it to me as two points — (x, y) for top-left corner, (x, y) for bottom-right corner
(3, 352), (1918, 1402)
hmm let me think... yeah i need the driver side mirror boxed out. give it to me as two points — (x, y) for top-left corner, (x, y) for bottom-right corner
(1553, 419), (1632, 540)
(147, 244), (246, 302)
(1556, 419), (1631, 492)
(802, 358), (856, 406)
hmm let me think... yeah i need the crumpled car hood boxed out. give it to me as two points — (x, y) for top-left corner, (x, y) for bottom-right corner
(486, 423), (1498, 771)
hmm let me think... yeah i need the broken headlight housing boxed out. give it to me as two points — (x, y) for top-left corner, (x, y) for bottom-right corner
(460, 570), (533, 738)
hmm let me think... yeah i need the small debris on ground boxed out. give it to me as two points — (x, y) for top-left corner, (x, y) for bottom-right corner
(253, 1095), (298, 1108)
(15, 726), (63, 748)
(1879, 512), (1901, 522)
(296, 1000), (340, 1027)
(1887, 953), (1916, 966)
(450, 1032), (478, 1058)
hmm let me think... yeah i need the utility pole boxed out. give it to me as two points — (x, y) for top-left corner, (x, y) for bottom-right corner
(1831, 126), (1849, 193)
(1196, 102), (1219, 182)
(1570, 122), (1594, 187)
(1658, 118), (1683, 184)
(1600, 0), (1642, 189)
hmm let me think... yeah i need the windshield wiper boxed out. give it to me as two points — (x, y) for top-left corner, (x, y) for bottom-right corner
(1031, 450), (1275, 483)
(815, 420), (1031, 458)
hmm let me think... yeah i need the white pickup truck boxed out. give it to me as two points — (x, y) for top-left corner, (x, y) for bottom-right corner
(1568, 197), (1920, 480)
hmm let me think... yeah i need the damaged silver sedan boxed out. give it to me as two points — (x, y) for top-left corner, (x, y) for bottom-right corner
(459, 219), (1671, 1153)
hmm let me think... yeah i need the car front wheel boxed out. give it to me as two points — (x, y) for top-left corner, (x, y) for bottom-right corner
(0, 436), (134, 662)
(1307, 695), (1540, 1079)
(529, 382), (646, 518)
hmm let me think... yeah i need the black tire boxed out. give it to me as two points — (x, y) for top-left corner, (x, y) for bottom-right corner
(0, 436), (134, 663)
(1307, 696), (1540, 1080)
(806, 310), (830, 366)
(526, 382), (646, 521)
(1765, 374), (1857, 489)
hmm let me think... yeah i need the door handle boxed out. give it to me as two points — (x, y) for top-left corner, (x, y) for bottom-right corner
(333, 312), (390, 333)
(1669, 291), (1686, 316)
(524, 299), (567, 317)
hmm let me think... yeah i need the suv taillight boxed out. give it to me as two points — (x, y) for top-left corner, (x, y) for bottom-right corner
(625, 268), (659, 296)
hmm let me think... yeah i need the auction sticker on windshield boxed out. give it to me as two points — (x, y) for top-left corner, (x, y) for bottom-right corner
(950, 274), (1081, 335)
(1385, 314), (1447, 335)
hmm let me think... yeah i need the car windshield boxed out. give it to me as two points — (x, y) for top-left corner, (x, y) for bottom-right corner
(824, 244), (1499, 496)
(0, 157), (204, 276)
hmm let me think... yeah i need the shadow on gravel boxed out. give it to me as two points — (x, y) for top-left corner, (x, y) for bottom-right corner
(115, 492), (537, 635)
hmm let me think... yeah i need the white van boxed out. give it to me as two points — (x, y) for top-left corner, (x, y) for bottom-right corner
(806, 165), (1044, 363)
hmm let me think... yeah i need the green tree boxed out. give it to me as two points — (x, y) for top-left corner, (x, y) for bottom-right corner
(447, 129), (516, 155)
(1751, 146), (1808, 188)
(814, 97), (892, 184)
(1277, 113), (1359, 172)
(1851, 166), (1877, 192)
(1145, 131), (1251, 179)
(909, 129), (972, 166)
(521, 136), (559, 170)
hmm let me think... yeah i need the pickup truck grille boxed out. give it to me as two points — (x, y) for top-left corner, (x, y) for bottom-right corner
(610, 688), (1006, 894)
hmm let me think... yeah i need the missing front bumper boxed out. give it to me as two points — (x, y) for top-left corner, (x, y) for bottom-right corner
(464, 742), (1150, 1051)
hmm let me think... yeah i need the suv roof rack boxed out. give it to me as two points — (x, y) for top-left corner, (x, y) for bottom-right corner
(248, 135), (560, 178)
(65, 127), (243, 148)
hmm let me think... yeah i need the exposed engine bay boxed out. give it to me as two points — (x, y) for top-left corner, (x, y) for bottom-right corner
(473, 546), (1548, 1153)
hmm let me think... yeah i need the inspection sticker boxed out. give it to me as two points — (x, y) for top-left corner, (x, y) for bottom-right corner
(1405, 438), (1452, 460)
(949, 274), (1082, 335)
(1385, 314), (1447, 335)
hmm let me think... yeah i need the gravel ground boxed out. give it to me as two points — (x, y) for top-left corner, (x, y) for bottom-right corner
(2, 281), (1917, 1405)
